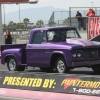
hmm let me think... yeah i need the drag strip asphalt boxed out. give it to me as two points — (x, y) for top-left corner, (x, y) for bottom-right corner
(0, 63), (98, 75)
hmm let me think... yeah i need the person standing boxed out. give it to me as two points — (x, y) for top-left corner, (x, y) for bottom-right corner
(5, 30), (13, 44)
(86, 8), (95, 17)
(75, 11), (82, 31)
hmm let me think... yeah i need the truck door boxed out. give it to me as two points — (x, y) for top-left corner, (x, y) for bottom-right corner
(26, 30), (46, 67)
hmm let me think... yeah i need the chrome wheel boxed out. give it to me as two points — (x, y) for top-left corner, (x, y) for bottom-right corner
(55, 57), (70, 73)
(57, 60), (65, 73)
(7, 57), (25, 71)
(9, 59), (16, 71)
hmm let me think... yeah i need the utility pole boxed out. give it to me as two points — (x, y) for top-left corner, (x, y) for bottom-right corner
(90, 2), (94, 8)
(3, 4), (5, 30)
(19, 4), (21, 23)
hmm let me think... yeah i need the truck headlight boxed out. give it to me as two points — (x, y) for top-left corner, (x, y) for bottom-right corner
(72, 53), (77, 57)
(77, 52), (82, 57)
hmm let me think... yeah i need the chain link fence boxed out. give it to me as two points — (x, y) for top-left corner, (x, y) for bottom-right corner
(47, 7), (100, 30)
(0, 29), (30, 44)
(69, 7), (100, 29)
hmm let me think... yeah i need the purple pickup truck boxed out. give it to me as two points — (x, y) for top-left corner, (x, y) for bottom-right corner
(1, 26), (100, 73)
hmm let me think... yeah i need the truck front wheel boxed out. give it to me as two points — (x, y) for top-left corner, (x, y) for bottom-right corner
(55, 57), (70, 73)
(7, 57), (25, 71)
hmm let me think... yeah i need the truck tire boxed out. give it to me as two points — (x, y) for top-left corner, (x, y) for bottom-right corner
(40, 67), (53, 72)
(92, 65), (100, 74)
(7, 56), (25, 71)
(55, 57), (70, 73)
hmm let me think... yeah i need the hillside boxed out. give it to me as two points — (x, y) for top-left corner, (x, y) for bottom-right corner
(2, 6), (70, 24)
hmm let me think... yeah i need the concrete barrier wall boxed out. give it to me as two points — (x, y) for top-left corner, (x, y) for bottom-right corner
(0, 71), (99, 96)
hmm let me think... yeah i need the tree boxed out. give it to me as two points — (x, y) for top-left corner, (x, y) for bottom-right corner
(23, 18), (30, 28)
(48, 21), (56, 27)
(8, 21), (14, 25)
(16, 23), (24, 29)
(36, 20), (44, 27)
(62, 19), (68, 26)
(2, 24), (6, 29)
(8, 21), (15, 33)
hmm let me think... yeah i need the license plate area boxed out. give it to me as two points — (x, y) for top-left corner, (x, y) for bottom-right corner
(89, 60), (98, 65)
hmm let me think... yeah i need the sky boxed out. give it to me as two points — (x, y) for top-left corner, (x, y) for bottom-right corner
(2, 0), (100, 14)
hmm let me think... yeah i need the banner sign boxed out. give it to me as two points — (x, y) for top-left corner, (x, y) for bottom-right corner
(0, 0), (28, 2)
(88, 17), (100, 40)
(0, 0), (38, 3)
(0, 72), (100, 96)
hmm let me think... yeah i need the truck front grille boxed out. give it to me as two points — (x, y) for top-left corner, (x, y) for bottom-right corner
(83, 49), (99, 59)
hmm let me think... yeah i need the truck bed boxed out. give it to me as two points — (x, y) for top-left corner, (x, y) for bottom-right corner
(0, 44), (27, 64)
(1, 44), (27, 51)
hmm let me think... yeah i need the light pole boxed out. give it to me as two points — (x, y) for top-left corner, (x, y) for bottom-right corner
(61, 11), (62, 20)
(61, 10), (65, 20)
(19, 4), (21, 23)
(3, 4), (5, 30)
(90, 2), (94, 8)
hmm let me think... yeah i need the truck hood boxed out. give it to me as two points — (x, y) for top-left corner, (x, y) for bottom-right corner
(43, 38), (100, 50)
(66, 38), (100, 47)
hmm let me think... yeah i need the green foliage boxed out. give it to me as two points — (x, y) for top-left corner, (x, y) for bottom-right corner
(16, 24), (24, 29)
(8, 21), (14, 25)
(2, 24), (6, 29)
(62, 19), (68, 25)
(48, 21), (56, 26)
(36, 20), (44, 27)
(23, 18), (30, 28)
(23, 18), (30, 23)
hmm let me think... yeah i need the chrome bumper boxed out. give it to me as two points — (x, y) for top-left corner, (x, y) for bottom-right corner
(72, 60), (100, 67)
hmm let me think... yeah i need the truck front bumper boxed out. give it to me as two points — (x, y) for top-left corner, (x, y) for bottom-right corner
(72, 60), (100, 67)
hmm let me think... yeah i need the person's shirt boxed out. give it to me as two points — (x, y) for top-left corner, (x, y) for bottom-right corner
(5, 34), (12, 44)
(76, 12), (82, 22)
(86, 10), (95, 17)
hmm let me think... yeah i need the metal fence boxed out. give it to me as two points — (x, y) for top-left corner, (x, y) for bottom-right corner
(69, 7), (100, 26)
(47, 7), (100, 29)
(48, 11), (70, 27)
(0, 29), (30, 44)
(14, 29), (30, 44)
(0, 34), (29, 44)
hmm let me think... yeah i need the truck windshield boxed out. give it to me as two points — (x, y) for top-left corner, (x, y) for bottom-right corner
(47, 29), (80, 42)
